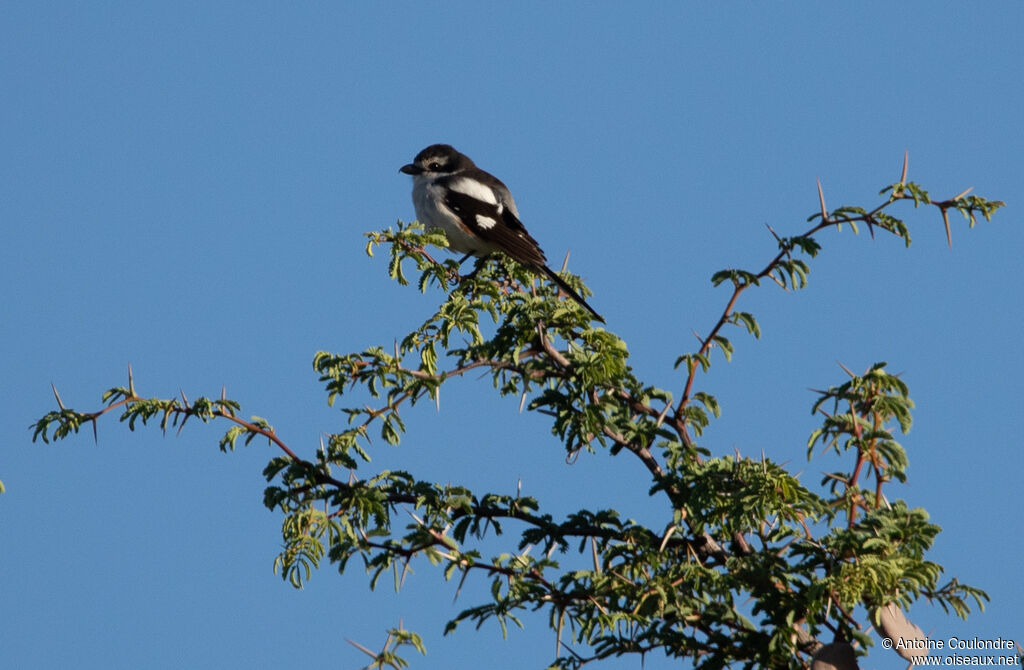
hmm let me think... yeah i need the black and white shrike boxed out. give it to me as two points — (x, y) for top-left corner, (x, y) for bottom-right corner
(400, 144), (604, 323)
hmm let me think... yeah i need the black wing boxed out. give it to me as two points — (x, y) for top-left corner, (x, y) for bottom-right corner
(439, 176), (548, 268)
(440, 174), (604, 323)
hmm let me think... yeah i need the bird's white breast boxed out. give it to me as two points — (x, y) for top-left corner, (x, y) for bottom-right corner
(411, 176), (492, 255)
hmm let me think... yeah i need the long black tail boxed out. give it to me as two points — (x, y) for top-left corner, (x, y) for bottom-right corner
(540, 265), (605, 323)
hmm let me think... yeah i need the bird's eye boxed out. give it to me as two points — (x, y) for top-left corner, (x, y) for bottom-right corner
(428, 162), (441, 171)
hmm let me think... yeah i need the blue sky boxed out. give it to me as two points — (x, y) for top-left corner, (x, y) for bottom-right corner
(2, 3), (1021, 668)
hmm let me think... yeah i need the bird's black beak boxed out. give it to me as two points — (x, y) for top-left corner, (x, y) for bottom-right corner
(399, 163), (422, 175)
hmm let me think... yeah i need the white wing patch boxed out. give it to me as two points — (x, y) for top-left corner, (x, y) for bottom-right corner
(450, 177), (498, 205)
(475, 214), (497, 229)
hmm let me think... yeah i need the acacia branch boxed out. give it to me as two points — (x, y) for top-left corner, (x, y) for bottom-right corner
(673, 177), (991, 426)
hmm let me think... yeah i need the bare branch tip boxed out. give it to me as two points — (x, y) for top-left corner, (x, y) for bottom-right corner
(816, 179), (828, 222)
(659, 525), (678, 553)
(942, 209), (953, 250)
(655, 401), (671, 429)
(51, 383), (65, 410)
(345, 638), (377, 659)
(900, 150), (909, 185)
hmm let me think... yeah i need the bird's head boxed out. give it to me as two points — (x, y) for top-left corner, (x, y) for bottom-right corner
(400, 144), (475, 177)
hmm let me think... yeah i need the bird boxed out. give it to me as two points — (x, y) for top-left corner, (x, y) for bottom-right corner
(399, 144), (604, 323)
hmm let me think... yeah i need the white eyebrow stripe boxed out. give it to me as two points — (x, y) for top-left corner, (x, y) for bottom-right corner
(449, 177), (498, 205)
(475, 215), (497, 229)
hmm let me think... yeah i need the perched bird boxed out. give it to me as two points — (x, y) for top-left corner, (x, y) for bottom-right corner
(400, 144), (604, 323)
